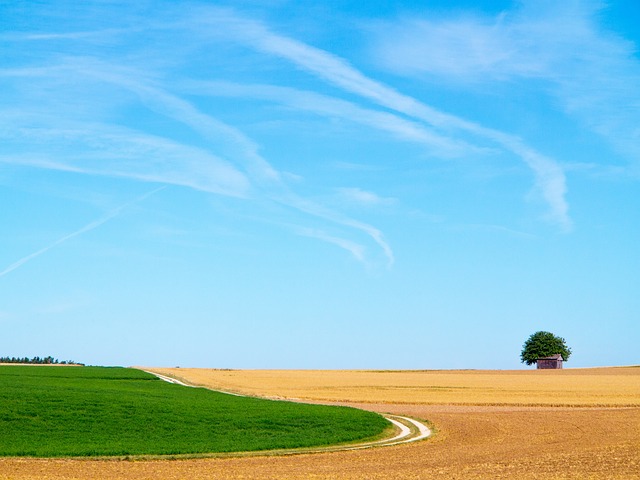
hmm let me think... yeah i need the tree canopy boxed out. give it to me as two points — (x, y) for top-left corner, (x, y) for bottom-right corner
(520, 331), (572, 366)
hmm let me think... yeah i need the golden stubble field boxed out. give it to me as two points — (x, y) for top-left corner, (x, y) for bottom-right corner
(144, 367), (640, 406)
(1, 367), (639, 479)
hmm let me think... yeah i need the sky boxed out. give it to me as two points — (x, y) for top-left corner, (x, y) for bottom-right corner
(1, 0), (638, 369)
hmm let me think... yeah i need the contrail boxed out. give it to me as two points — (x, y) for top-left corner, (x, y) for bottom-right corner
(0, 186), (166, 278)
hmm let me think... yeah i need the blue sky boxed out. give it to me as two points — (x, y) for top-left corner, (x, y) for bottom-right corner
(1, 0), (638, 369)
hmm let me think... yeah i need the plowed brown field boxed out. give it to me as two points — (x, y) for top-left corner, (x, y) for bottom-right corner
(2, 367), (639, 479)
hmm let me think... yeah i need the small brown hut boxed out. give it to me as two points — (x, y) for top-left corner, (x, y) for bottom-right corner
(537, 354), (563, 369)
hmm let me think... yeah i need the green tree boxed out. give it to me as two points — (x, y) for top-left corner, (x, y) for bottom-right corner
(520, 331), (572, 366)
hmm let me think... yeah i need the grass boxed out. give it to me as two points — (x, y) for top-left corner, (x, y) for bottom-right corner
(0, 366), (390, 457)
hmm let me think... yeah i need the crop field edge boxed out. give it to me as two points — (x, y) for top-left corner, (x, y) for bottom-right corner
(132, 370), (436, 460)
(132, 370), (432, 460)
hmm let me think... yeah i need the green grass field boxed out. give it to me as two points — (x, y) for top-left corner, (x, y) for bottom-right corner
(0, 366), (389, 457)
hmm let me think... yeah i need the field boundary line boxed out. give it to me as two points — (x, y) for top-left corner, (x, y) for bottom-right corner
(142, 369), (432, 455)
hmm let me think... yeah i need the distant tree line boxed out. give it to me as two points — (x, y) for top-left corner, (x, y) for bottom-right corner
(0, 356), (83, 365)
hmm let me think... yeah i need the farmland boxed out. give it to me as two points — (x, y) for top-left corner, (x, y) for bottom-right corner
(144, 366), (640, 406)
(1, 366), (638, 479)
(0, 366), (388, 457)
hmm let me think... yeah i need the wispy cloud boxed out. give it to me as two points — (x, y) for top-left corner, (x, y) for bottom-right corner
(78, 60), (395, 266)
(1, 29), (129, 42)
(0, 187), (165, 278)
(371, 0), (640, 173)
(69, 60), (284, 188)
(8, 2), (613, 273)
(296, 227), (366, 264)
(0, 114), (251, 198)
(0, 58), (394, 267)
(198, 8), (571, 229)
(184, 80), (478, 158)
(337, 188), (396, 207)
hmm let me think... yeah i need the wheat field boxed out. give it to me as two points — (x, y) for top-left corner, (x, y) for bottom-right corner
(143, 366), (640, 406)
(1, 366), (638, 479)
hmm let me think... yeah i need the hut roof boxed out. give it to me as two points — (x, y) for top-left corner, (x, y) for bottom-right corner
(538, 354), (563, 361)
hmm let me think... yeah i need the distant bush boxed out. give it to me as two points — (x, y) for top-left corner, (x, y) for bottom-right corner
(0, 356), (82, 365)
